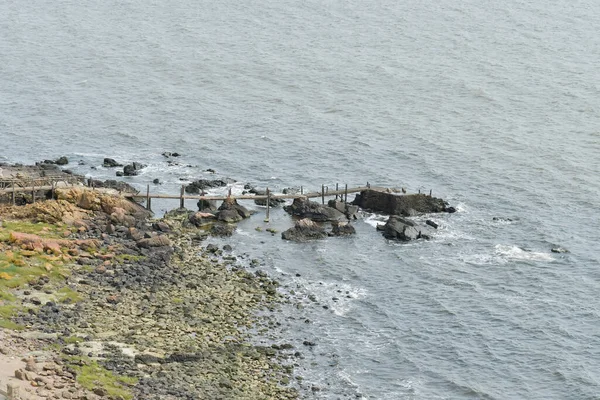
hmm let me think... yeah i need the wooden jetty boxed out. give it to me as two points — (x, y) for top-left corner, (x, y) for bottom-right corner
(127, 184), (395, 221)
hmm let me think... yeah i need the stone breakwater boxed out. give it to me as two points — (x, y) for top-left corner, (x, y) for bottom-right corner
(0, 187), (298, 399)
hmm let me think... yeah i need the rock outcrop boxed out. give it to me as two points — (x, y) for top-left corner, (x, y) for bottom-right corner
(284, 197), (346, 222)
(329, 221), (356, 237)
(123, 162), (146, 176)
(377, 216), (434, 241)
(215, 198), (253, 223)
(352, 190), (449, 216)
(281, 218), (328, 242)
(103, 158), (123, 168)
(327, 199), (359, 219)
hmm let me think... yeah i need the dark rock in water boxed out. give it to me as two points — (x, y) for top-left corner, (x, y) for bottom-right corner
(206, 168), (215, 173)
(328, 199), (359, 219)
(103, 158), (123, 168)
(222, 244), (232, 252)
(284, 197), (346, 222)
(123, 162), (146, 176)
(352, 189), (449, 216)
(116, 171), (124, 177)
(253, 189), (285, 207)
(162, 152), (181, 158)
(216, 198), (252, 223)
(39, 163), (59, 171)
(206, 243), (219, 253)
(380, 215), (433, 241)
(211, 223), (236, 237)
(185, 179), (229, 194)
(55, 156), (69, 165)
(41, 159), (56, 165)
(446, 206), (457, 213)
(551, 247), (569, 253)
(426, 220), (439, 229)
(329, 221), (356, 236)
(153, 178), (160, 184)
(197, 198), (217, 212)
(493, 217), (513, 222)
(62, 169), (73, 175)
(282, 218), (328, 242)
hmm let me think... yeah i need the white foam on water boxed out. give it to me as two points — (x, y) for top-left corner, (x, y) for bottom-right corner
(293, 277), (367, 316)
(495, 244), (555, 262)
(363, 212), (388, 228)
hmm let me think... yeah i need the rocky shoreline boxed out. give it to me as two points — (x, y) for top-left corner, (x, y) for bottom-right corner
(0, 162), (456, 399)
(0, 186), (298, 400)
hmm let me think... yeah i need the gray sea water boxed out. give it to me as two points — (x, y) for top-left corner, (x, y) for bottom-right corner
(2, 0), (600, 398)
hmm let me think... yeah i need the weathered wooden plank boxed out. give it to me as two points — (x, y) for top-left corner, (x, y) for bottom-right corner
(127, 186), (389, 201)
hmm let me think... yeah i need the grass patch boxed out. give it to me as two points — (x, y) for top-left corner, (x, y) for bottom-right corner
(57, 286), (82, 303)
(0, 250), (68, 290)
(63, 336), (84, 344)
(0, 220), (62, 241)
(72, 359), (137, 400)
(0, 304), (25, 330)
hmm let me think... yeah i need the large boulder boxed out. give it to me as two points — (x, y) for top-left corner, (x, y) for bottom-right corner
(352, 190), (449, 216)
(329, 221), (356, 237)
(197, 198), (217, 213)
(215, 198), (253, 223)
(211, 223), (236, 237)
(328, 199), (359, 219)
(284, 197), (346, 222)
(189, 212), (216, 227)
(136, 235), (171, 248)
(282, 218), (328, 242)
(55, 156), (69, 165)
(103, 158), (123, 168)
(123, 162), (146, 176)
(378, 216), (433, 241)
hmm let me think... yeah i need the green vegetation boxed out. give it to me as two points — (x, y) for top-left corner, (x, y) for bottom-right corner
(57, 286), (82, 303)
(0, 220), (62, 241)
(0, 250), (66, 289)
(71, 359), (137, 400)
(0, 304), (25, 330)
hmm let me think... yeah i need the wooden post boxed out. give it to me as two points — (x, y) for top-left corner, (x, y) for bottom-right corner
(321, 184), (325, 204)
(180, 185), (185, 209)
(344, 184), (348, 203)
(429, 189), (432, 197)
(146, 184), (151, 210)
(301, 186), (303, 195)
(336, 183), (339, 200)
(265, 187), (270, 222)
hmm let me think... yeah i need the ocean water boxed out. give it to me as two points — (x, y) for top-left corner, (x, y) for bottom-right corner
(1, 0), (600, 398)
